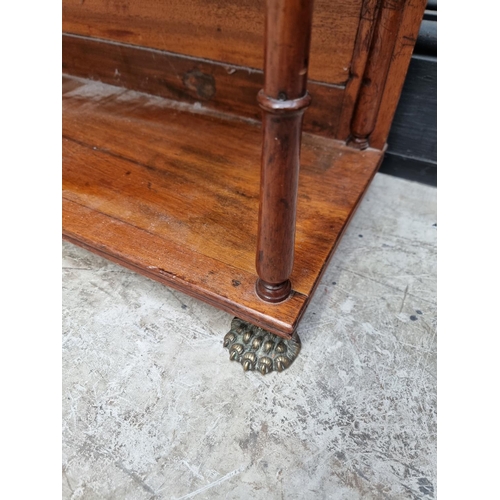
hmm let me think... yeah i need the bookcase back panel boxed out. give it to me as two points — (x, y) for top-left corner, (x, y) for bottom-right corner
(62, 0), (363, 86)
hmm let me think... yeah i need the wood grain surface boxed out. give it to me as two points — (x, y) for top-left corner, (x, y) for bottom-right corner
(62, 76), (383, 337)
(348, 0), (406, 149)
(62, 0), (425, 153)
(62, 0), (363, 86)
(369, 0), (427, 149)
(255, 0), (314, 302)
(336, 0), (379, 141)
(62, 34), (345, 139)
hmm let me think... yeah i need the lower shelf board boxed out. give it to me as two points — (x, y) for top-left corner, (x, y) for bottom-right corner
(62, 75), (383, 338)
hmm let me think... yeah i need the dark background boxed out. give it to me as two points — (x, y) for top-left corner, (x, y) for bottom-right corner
(379, 0), (436, 186)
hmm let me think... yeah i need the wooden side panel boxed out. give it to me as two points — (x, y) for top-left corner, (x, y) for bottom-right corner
(62, 34), (344, 138)
(62, 0), (363, 86)
(369, 0), (427, 149)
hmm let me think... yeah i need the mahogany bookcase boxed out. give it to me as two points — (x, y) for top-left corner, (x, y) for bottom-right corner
(62, 0), (426, 373)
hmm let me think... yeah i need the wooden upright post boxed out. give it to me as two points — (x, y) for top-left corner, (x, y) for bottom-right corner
(348, 0), (405, 149)
(255, 0), (314, 303)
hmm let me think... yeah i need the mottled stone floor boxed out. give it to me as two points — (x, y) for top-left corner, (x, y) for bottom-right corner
(62, 172), (436, 500)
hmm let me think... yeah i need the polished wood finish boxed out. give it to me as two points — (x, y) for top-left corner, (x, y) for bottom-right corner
(62, 34), (344, 138)
(336, 0), (379, 141)
(62, 77), (383, 337)
(255, 0), (314, 303)
(369, 0), (427, 149)
(338, 0), (427, 145)
(348, 0), (405, 149)
(62, 0), (363, 85)
(62, 1), (425, 147)
(262, 0), (314, 100)
(62, 0), (425, 335)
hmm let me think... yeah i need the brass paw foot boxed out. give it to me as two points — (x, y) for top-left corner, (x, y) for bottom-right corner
(223, 318), (301, 374)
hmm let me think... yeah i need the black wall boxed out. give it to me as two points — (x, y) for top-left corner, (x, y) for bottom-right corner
(379, 1), (437, 186)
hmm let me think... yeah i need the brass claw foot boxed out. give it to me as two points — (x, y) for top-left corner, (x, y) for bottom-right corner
(223, 318), (301, 374)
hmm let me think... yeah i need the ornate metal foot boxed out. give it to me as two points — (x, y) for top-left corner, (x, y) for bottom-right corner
(223, 318), (301, 374)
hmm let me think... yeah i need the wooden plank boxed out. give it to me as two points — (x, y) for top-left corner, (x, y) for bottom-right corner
(63, 137), (260, 275)
(62, 34), (344, 138)
(62, 78), (381, 292)
(63, 199), (308, 337)
(62, 0), (363, 86)
(62, 75), (87, 94)
(63, 77), (383, 336)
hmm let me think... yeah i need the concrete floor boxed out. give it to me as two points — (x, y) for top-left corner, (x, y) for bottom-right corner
(62, 172), (436, 500)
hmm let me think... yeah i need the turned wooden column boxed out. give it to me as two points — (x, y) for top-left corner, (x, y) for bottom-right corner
(348, 0), (405, 149)
(255, 0), (314, 303)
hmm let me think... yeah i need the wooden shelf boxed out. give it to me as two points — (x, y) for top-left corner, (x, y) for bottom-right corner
(63, 75), (383, 338)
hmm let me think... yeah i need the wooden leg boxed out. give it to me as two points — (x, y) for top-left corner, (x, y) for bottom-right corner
(255, 0), (315, 303)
